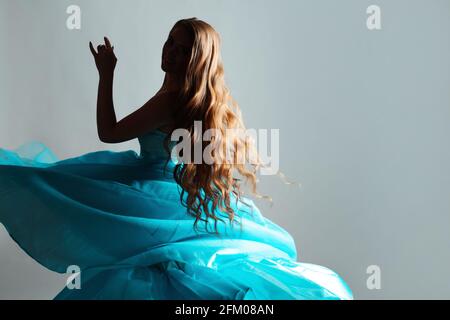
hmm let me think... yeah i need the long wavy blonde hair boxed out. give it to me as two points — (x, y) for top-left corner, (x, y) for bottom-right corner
(162, 18), (292, 235)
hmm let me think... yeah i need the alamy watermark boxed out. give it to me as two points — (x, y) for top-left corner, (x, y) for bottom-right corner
(168, 121), (280, 176)
(66, 265), (81, 290)
(366, 265), (381, 290)
(366, 5), (382, 30)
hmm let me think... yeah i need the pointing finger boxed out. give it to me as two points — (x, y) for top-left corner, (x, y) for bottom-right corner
(104, 36), (112, 49)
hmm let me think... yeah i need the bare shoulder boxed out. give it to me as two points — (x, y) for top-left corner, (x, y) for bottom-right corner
(137, 91), (179, 134)
(140, 90), (177, 116)
(149, 90), (181, 133)
(151, 90), (181, 113)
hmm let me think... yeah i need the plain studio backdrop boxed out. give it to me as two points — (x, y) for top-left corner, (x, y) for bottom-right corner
(1, 0), (449, 299)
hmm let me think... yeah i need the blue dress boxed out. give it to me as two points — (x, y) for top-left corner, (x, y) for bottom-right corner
(0, 129), (353, 300)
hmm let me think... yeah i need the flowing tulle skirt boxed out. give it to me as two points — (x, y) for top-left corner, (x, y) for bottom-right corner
(0, 141), (353, 300)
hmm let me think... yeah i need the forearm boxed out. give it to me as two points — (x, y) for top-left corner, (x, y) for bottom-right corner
(96, 74), (117, 140)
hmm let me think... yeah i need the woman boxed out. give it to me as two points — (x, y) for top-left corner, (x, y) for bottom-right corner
(0, 17), (352, 300)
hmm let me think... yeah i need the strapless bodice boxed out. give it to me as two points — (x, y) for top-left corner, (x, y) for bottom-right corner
(137, 129), (177, 162)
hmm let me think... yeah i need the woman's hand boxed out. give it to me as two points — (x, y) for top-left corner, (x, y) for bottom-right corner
(89, 36), (117, 78)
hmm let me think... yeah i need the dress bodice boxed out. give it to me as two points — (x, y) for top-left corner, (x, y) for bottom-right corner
(138, 129), (177, 162)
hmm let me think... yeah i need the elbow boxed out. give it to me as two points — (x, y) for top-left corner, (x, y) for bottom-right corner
(99, 135), (115, 143)
(97, 125), (114, 143)
(98, 126), (123, 143)
(98, 131), (114, 143)
(98, 131), (121, 143)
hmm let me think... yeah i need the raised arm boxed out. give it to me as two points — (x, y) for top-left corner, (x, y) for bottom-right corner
(89, 37), (176, 144)
(95, 73), (117, 142)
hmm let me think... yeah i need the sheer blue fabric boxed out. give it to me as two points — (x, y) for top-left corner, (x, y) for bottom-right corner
(0, 129), (353, 300)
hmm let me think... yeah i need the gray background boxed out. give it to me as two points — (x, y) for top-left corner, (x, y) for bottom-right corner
(1, 0), (449, 299)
